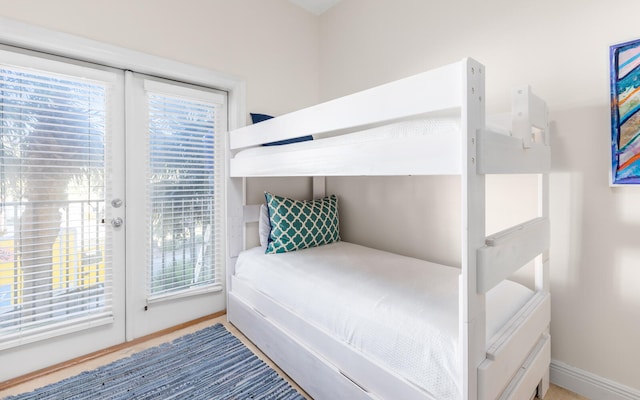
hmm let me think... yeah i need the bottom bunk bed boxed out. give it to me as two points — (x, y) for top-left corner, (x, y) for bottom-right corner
(228, 240), (550, 400)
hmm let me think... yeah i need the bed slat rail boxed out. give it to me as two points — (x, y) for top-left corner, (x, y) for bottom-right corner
(229, 60), (467, 150)
(476, 217), (550, 294)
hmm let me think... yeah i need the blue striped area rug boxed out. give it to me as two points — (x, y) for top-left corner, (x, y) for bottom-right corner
(7, 324), (305, 400)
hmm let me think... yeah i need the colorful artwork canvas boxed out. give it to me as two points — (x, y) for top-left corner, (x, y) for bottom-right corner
(610, 39), (640, 184)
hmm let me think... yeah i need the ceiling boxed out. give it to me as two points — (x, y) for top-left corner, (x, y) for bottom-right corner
(288, 0), (342, 15)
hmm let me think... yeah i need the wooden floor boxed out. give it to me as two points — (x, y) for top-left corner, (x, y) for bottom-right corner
(0, 315), (587, 400)
(542, 385), (589, 400)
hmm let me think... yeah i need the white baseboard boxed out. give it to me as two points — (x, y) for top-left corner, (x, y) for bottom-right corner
(550, 360), (640, 400)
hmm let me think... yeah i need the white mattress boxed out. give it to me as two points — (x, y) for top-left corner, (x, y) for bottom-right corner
(234, 241), (533, 400)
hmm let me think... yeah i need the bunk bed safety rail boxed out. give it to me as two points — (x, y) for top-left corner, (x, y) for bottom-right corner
(512, 86), (550, 149)
(229, 59), (477, 151)
(477, 86), (550, 174)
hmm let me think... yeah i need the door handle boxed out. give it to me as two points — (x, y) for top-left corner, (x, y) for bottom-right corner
(111, 217), (124, 228)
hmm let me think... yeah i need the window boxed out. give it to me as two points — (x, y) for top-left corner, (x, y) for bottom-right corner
(143, 79), (225, 302)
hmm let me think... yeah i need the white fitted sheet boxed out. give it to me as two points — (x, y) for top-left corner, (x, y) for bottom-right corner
(234, 241), (533, 399)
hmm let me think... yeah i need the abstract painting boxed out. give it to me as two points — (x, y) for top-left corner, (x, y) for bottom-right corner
(610, 39), (640, 184)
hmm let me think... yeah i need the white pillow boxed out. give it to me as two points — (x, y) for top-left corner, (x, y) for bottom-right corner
(259, 204), (270, 250)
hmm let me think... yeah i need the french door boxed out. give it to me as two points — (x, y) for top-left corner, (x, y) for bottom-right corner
(124, 72), (226, 339)
(0, 49), (226, 381)
(0, 48), (126, 380)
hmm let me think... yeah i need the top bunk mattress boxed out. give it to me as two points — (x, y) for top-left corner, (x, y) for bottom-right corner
(230, 117), (464, 177)
(233, 241), (533, 400)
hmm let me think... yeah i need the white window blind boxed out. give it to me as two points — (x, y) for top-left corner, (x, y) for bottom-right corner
(0, 57), (115, 349)
(143, 79), (225, 302)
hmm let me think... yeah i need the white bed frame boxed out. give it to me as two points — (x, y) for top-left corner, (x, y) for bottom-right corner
(226, 58), (551, 400)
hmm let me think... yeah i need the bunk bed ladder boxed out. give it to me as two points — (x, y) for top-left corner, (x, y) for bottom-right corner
(475, 85), (551, 400)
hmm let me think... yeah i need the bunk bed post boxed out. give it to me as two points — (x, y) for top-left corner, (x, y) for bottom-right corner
(226, 171), (245, 304)
(460, 58), (487, 400)
(535, 175), (550, 293)
(313, 176), (326, 198)
(535, 172), (551, 398)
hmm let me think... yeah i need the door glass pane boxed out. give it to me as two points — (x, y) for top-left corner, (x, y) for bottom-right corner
(0, 64), (112, 347)
(146, 87), (223, 300)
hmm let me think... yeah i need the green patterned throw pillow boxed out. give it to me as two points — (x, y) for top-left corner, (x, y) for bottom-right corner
(265, 192), (340, 254)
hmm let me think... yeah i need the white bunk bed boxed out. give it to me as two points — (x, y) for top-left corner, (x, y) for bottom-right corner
(226, 58), (551, 400)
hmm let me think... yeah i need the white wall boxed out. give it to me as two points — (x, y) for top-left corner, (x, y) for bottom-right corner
(320, 0), (640, 393)
(0, 0), (319, 125)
